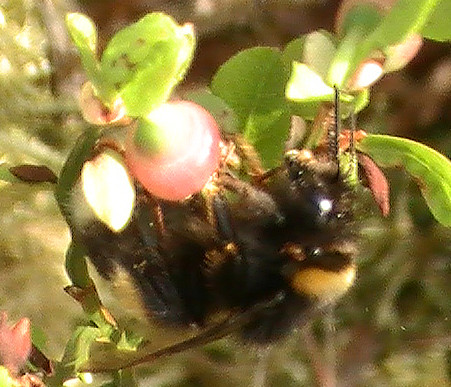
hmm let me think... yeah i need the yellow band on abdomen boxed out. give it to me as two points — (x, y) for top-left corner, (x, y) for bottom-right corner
(291, 265), (356, 304)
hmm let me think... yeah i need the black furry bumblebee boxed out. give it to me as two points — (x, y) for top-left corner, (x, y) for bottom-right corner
(67, 93), (365, 367)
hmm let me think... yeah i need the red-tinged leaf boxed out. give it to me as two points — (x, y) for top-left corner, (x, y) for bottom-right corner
(358, 153), (390, 217)
(357, 134), (451, 227)
(0, 312), (32, 375)
(9, 165), (57, 184)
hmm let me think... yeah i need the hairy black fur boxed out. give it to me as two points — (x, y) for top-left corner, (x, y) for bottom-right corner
(71, 149), (357, 343)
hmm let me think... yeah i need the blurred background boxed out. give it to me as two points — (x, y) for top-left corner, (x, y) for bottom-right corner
(0, 0), (449, 386)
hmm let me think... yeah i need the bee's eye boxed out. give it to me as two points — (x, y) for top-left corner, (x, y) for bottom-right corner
(284, 150), (313, 181)
(285, 159), (302, 180)
(310, 194), (337, 225)
(308, 247), (323, 257)
(317, 197), (333, 216)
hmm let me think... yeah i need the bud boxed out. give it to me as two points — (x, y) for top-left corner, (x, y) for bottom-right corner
(348, 58), (384, 90)
(79, 82), (130, 126)
(336, 0), (423, 78)
(384, 33), (423, 72)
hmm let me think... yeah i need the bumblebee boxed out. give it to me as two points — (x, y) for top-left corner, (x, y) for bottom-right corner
(67, 97), (364, 367)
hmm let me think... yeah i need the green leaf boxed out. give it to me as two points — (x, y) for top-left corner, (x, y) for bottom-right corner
(354, 88), (370, 114)
(186, 89), (240, 134)
(282, 32), (336, 80)
(331, 0), (440, 86)
(328, 28), (365, 87)
(31, 326), (48, 352)
(116, 331), (143, 351)
(100, 13), (195, 116)
(65, 13), (101, 88)
(422, 0), (451, 41)
(0, 164), (21, 183)
(282, 37), (305, 65)
(367, 0), (440, 47)
(339, 3), (382, 36)
(357, 135), (451, 227)
(101, 370), (139, 387)
(114, 369), (139, 387)
(64, 326), (103, 371)
(0, 367), (13, 387)
(66, 13), (97, 53)
(211, 47), (291, 168)
(244, 109), (291, 168)
(287, 62), (335, 101)
(287, 62), (355, 103)
(287, 62), (355, 120)
(329, 3), (383, 87)
(77, 339), (149, 373)
(303, 31), (336, 80)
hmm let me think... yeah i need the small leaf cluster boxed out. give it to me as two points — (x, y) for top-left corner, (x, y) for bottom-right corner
(66, 12), (195, 117)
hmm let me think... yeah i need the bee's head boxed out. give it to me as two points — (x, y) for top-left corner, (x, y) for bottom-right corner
(278, 148), (353, 236)
(279, 132), (358, 306)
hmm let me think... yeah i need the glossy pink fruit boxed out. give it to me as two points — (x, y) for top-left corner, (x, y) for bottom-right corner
(126, 101), (221, 201)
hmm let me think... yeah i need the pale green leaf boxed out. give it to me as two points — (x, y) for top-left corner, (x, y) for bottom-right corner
(357, 134), (451, 227)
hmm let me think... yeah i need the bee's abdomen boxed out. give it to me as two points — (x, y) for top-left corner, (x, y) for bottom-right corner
(289, 249), (357, 306)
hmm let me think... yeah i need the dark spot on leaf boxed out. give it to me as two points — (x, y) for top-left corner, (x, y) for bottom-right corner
(136, 38), (146, 46)
(118, 53), (136, 70)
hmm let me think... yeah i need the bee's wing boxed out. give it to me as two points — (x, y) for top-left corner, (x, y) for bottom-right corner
(82, 291), (285, 373)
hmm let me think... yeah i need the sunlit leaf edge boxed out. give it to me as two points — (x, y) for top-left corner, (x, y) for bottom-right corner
(357, 134), (451, 227)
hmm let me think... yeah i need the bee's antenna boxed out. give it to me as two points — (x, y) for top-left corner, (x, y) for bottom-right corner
(350, 110), (356, 159)
(329, 86), (341, 171)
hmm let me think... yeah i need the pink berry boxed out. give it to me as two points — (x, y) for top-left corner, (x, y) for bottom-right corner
(125, 101), (221, 201)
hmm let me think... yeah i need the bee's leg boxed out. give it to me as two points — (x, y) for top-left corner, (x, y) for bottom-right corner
(133, 200), (162, 252)
(201, 187), (243, 279)
(217, 174), (282, 223)
(211, 192), (235, 241)
(223, 134), (285, 187)
(133, 186), (168, 248)
(306, 102), (335, 153)
(128, 191), (206, 325)
(226, 134), (265, 178)
(148, 196), (167, 241)
(200, 179), (223, 230)
(253, 165), (282, 184)
(201, 171), (279, 239)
